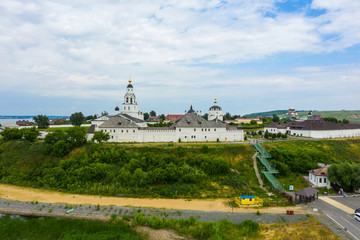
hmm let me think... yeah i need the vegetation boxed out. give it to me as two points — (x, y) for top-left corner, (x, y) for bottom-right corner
(0, 127), (40, 142)
(70, 112), (85, 126)
(132, 213), (260, 239)
(143, 112), (149, 121)
(279, 110), (360, 123)
(328, 162), (360, 192)
(0, 141), (268, 199)
(92, 130), (110, 144)
(34, 115), (49, 129)
(243, 110), (290, 118)
(264, 139), (360, 191)
(0, 215), (141, 240)
(147, 122), (173, 127)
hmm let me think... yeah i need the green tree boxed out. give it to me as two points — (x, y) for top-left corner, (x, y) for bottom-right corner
(250, 120), (257, 125)
(328, 163), (360, 192)
(70, 112), (85, 126)
(51, 140), (71, 157)
(264, 130), (269, 139)
(202, 113), (208, 120)
(92, 130), (110, 144)
(150, 110), (156, 117)
(65, 127), (87, 148)
(34, 115), (49, 129)
(101, 111), (109, 116)
(224, 112), (231, 120)
(342, 119), (349, 124)
(272, 114), (279, 122)
(159, 114), (165, 121)
(143, 112), (149, 121)
(0, 128), (23, 141)
(22, 127), (40, 142)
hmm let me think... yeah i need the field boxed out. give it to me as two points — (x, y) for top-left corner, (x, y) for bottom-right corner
(45, 126), (90, 131)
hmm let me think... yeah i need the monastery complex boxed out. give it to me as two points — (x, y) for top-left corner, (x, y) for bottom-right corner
(90, 78), (244, 143)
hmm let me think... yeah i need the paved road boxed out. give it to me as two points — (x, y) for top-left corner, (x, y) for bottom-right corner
(315, 196), (360, 240)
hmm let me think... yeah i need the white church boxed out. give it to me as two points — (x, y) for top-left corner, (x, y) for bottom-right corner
(89, 78), (244, 143)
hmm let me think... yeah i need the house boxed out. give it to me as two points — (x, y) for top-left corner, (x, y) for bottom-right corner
(308, 167), (331, 188)
(148, 116), (161, 122)
(165, 114), (184, 122)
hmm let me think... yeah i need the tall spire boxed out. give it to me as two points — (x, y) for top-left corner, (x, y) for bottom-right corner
(129, 74), (132, 83)
(214, 97), (217, 105)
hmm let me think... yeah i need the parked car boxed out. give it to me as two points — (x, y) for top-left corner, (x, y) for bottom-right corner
(355, 208), (360, 222)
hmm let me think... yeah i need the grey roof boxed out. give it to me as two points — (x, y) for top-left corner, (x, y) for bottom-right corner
(295, 187), (319, 197)
(209, 105), (222, 110)
(88, 124), (96, 133)
(121, 113), (145, 123)
(266, 120), (360, 131)
(172, 112), (228, 128)
(99, 115), (138, 128)
(127, 83), (133, 88)
(187, 105), (195, 113)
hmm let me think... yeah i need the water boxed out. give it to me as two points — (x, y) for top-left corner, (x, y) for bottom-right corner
(0, 118), (34, 126)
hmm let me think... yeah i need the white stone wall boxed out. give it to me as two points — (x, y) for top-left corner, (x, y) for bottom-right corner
(264, 126), (360, 139)
(208, 110), (223, 121)
(90, 126), (243, 143)
(309, 173), (330, 187)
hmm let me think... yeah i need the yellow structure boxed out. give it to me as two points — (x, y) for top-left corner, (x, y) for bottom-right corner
(225, 118), (262, 124)
(235, 196), (263, 207)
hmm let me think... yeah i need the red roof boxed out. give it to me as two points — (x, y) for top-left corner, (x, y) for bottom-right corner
(166, 114), (184, 118)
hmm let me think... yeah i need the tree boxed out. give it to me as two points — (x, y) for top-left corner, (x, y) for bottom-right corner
(250, 120), (257, 125)
(224, 112), (231, 120)
(202, 113), (208, 120)
(272, 114), (279, 122)
(70, 112), (85, 126)
(342, 119), (350, 124)
(328, 163), (360, 192)
(150, 110), (156, 117)
(160, 114), (165, 121)
(101, 111), (109, 116)
(22, 127), (40, 142)
(143, 112), (149, 121)
(0, 128), (23, 141)
(92, 130), (110, 144)
(51, 140), (71, 157)
(34, 115), (49, 129)
(264, 130), (269, 139)
(65, 127), (87, 148)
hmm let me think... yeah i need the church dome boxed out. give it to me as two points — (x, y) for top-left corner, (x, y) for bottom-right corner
(209, 105), (222, 111)
(127, 83), (133, 88)
(115, 106), (119, 111)
(188, 105), (195, 113)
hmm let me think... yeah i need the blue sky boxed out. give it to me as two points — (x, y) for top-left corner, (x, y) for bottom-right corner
(0, 0), (360, 116)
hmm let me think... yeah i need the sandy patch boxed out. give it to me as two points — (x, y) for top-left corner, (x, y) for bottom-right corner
(0, 184), (311, 214)
(135, 226), (189, 240)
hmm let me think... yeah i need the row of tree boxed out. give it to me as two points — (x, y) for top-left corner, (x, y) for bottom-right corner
(0, 127), (40, 142)
(328, 163), (360, 192)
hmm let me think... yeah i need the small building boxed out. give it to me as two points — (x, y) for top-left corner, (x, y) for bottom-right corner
(165, 114), (184, 123)
(148, 116), (161, 122)
(16, 120), (33, 126)
(225, 118), (261, 125)
(295, 187), (319, 204)
(309, 167), (331, 188)
(208, 98), (223, 121)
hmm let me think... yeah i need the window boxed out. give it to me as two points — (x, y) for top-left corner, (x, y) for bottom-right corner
(111, 136), (113, 139)
(194, 128), (196, 131)
(319, 178), (322, 183)
(126, 130), (128, 133)
(324, 178), (326, 183)
(104, 130), (106, 132)
(128, 107), (130, 110)
(208, 129), (210, 131)
(114, 130), (115, 133)
(202, 129), (203, 131)
(214, 129), (216, 132)
(133, 130), (135, 133)
(126, 97), (128, 103)
(110, 129), (112, 133)
(121, 130), (123, 133)
(179, 129), (181, 132)
(205, 136), (207, 138)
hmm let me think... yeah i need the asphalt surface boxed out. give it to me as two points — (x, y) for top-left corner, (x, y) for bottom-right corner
(314, 195), (360, 240)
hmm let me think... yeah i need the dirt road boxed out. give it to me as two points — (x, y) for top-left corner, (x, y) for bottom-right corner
(0, 184), (310, 214)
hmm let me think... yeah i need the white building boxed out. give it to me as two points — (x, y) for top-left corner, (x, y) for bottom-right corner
(264, 120), (360, 139)
(285, 107), (299, 119)
(90, 79), (244, 143)
(308, 167), (331, 188)
(208, 98), (223, 121)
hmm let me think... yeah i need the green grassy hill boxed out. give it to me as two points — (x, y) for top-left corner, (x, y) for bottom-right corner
(281, 110), (360, 123)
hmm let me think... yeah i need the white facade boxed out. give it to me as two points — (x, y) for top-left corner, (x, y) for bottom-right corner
(309, 172), (330, 188)
(121, 77), (144, 120)
(265, 120), (360, 139)
(90, 80), (244, 143)
(208, 98), (223, 121)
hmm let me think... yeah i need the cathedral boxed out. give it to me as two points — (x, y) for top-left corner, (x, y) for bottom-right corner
(90, 78), (243, 142)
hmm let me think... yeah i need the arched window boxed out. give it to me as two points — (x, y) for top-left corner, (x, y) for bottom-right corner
(126, 97), (129, 103)
(130, 98), (133, 103)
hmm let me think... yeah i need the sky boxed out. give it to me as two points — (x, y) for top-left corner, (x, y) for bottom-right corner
(1, 0), (360, 116)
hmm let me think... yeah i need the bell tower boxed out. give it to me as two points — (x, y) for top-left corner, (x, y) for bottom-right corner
(121, 76), (144, 120)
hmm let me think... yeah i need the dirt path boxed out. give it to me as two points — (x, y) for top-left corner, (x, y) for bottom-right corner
(252, 152), (268, 193)
(0, 184), (311, 214)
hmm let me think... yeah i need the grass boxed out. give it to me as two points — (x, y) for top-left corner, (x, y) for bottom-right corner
(0, 215), (141, 240)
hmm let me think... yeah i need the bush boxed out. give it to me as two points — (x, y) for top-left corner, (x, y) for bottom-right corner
(0, 128), (23, 141)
